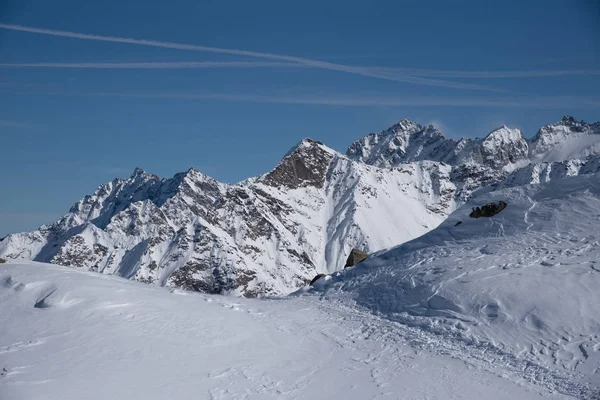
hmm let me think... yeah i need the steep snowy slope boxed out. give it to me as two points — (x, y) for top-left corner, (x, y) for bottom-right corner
(502, 154), (600, 188)
(2, 116), (600, 297)
(347, 116), (600, 171)
(0, 140), (457, 296)
(312, 173), (600, 391)
(530, 116), (600, 163)
(0, 261), (581, 400)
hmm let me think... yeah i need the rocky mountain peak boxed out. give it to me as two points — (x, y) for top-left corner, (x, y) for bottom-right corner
(481, 125), (525, 146)
(3, 115), (600, 298)
(529, 116), (600, 162)
(130, 167), (146, 178)
(560, 115), (578, 125)
(346, 119), (454, 168)
(261, 138), (335, 189)
(391, 118), (423, 132)
(475, 126), (528, 169)
(129, 167), (160, 182)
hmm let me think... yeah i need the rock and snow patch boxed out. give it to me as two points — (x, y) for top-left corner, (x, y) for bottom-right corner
(313, 173), (600, 396)
(0, 145), (458, 296)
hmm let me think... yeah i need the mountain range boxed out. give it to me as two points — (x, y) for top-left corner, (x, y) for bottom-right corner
(1, 115), (599, 296)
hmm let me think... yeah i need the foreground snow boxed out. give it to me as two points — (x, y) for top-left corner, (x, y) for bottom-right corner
(0, 261), (579, 400)
(312, 173), (600, 398)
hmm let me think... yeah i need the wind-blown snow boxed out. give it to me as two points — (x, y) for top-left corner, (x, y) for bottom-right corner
(312, 173), (600, 397)
(0, 261), (580, 399)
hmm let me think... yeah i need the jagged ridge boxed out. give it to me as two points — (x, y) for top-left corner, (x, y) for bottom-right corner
(1, 116), (599, 296)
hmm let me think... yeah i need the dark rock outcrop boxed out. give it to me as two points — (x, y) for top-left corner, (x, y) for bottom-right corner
(262, 138), (333, 189)
(344, 249), (369, 268)
(469, 201), (507, 218)
(309, 273), (326, 285)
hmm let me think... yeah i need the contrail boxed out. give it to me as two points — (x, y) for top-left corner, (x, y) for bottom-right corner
(372, 67), (600, 78)
(0, 61), (303, 69)
(0, 23), (506, 92)
(2, 86), (598, 108)
(0, 119), (31, 128)
(1, 61), (596, 79)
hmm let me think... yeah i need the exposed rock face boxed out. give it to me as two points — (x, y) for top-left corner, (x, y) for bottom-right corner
(469, 201), (507, 218)
(309, 274), (326, 285)
(346, 120), (528, 170)
(347, 120), (456, 168)
(529, 116), (600, 162)
(0, 140), (460, 296)
(263, 138), (334, 189)
(2, 116), (599, 296)
(473, 127), (529, 169)
(344, 249), (369, 268)
(501, 154), (600, 188)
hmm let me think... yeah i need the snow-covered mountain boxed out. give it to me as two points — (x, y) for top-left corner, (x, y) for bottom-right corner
(346, 115), (600, 171)
(0, 139), (458, 296)
(529, 116), (600, 163)
(2, 174), (598, 398)
(310, 172), (600, 396)
(1, 116), (599, 296)
(346, 119), (529, 170)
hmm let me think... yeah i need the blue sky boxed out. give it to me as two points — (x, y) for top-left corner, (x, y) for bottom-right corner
(0, 0), (599, 236)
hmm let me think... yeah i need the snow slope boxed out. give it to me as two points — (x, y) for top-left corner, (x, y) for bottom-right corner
(0, 140), (458, 296)
(530, 116), (600, 163)
(0, 261), (582, 400)
(2, 116), (599, 297)
(312, 173), (600, 396)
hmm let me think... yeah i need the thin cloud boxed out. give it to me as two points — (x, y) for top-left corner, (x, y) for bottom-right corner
(373, 67), (600, 78)
(0, 23), (506, 92)
(3, 87), (598, 109)
(0, 119), (31, 128)
(2, 61), (597, 80)
(0, 61), (303, 69)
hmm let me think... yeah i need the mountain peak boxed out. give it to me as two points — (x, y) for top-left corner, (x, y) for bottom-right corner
(130, 167), (148, 179)
(346, 119), (453, 167)
(283, 137), (329, 158)
(262, 138), (335, 189)
(386, 119), (422, 134)
(484, 125), (523, 141)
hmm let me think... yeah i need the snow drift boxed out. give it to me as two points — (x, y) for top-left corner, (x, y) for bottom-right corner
(0, 260), (589, 399)
(314, 173), (600, 388)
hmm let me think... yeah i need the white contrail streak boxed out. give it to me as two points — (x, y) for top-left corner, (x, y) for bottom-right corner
(1, 61), (596, 79)
(2, 86), (598, 108)
(0, 61), (303, 69)
(0, 23), (506, 92)
(373, 67), (600, 78)
(0, 119), (31, 128)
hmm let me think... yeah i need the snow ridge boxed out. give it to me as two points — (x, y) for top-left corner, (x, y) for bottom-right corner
(311, 173), (600, 395)
(1, 116), (599, 296)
